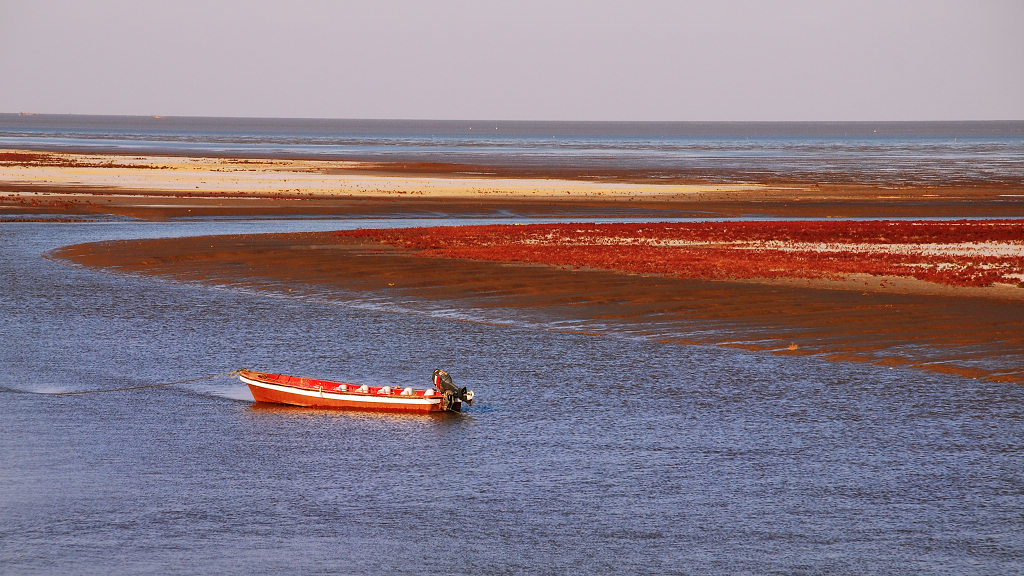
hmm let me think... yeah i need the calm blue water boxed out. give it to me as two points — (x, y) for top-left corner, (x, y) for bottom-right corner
(2, 115), (1023, 186)
(1, 217), (1022, 575)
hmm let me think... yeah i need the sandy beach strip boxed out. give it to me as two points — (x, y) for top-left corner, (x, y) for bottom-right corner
(0, 148), (767, 198)
(3, 148), (1023, 219)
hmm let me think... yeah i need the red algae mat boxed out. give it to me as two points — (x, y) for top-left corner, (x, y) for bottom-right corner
(337, 220), (1024, 289)
(55, 220), (1024, 385)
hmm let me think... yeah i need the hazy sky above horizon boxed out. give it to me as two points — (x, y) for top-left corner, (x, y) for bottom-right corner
(2, 0), (1022, 121)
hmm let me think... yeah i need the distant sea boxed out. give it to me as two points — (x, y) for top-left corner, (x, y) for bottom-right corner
(2, 114), (1022, 186)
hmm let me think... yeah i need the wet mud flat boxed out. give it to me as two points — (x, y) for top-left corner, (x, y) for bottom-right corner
(54, 226), (1024, 385)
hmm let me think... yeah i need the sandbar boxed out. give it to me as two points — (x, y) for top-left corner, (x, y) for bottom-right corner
(3, 148), (1023, 219)
(54, 226), (1024, 385)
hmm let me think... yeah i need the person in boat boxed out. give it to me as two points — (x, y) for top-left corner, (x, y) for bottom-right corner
(433, 369), (472, 410)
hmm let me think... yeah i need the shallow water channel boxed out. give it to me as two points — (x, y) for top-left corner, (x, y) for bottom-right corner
(1, 216), (1021, 575)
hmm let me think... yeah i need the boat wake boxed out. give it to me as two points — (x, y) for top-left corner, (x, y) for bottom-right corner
(28, 370), (245, 397)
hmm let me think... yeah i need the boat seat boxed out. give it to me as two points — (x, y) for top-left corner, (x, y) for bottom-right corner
(401, 387), (414, 396)
(424, 389), (435, 397)
(356, 384), (369, 393)
(378, 386), (392, 395)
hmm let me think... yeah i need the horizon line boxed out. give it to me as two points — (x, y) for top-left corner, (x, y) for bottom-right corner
(4, 112), (1024, 124)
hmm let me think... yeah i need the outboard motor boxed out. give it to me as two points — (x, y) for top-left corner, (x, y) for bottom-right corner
(433, 369), (473, 411)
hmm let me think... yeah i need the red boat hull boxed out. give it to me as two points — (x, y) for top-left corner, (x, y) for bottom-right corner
(239, 369), (454, 413)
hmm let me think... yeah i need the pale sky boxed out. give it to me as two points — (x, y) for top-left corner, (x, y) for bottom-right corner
(1, 0), (1022, 121)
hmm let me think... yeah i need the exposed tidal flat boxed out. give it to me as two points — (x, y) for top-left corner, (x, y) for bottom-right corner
(2, 117), (1023, 574)
(2, 116), (1023, 220)
(55, 219), (1024, 385)
(2, 147), (1023, 220)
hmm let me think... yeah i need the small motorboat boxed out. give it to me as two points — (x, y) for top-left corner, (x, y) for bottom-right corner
(238, 368), (474, 413)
